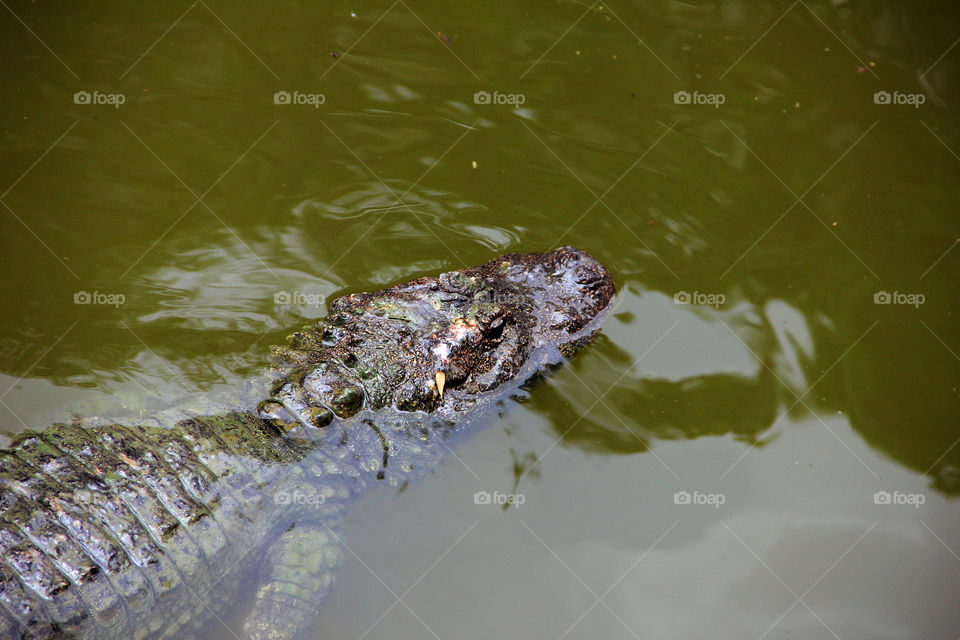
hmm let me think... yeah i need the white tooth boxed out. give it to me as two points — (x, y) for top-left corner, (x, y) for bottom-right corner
(436, 371), (445, 398)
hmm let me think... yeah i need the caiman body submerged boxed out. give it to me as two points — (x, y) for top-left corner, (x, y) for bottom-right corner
(0, 247), (614, 640)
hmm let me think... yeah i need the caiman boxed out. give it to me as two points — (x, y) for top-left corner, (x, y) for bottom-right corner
(0, 247), (615, 640)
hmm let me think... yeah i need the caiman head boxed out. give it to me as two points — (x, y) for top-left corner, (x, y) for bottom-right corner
(259, 247), (615, 429)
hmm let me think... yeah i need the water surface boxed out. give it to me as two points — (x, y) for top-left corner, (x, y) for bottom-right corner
(1, 1), (959, 638)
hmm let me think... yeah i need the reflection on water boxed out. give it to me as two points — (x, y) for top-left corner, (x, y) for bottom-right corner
(541, 275), (960, 494)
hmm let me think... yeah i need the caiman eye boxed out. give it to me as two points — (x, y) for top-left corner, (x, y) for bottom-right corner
(485, 319), (505, 342)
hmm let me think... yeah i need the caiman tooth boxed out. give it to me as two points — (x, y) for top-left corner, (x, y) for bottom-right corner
(436, 371), (445, 399)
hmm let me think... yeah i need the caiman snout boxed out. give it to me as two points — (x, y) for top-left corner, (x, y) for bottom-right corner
(496, 246), (616, 335)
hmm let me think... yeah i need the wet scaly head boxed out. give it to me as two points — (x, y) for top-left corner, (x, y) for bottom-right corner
(262, 247), (614, 428)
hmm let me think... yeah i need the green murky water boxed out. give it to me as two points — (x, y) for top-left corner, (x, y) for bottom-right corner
(2, 1), (959, 638)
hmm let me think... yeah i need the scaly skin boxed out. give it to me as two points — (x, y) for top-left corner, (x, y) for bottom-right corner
(0, 247), (615, 640)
